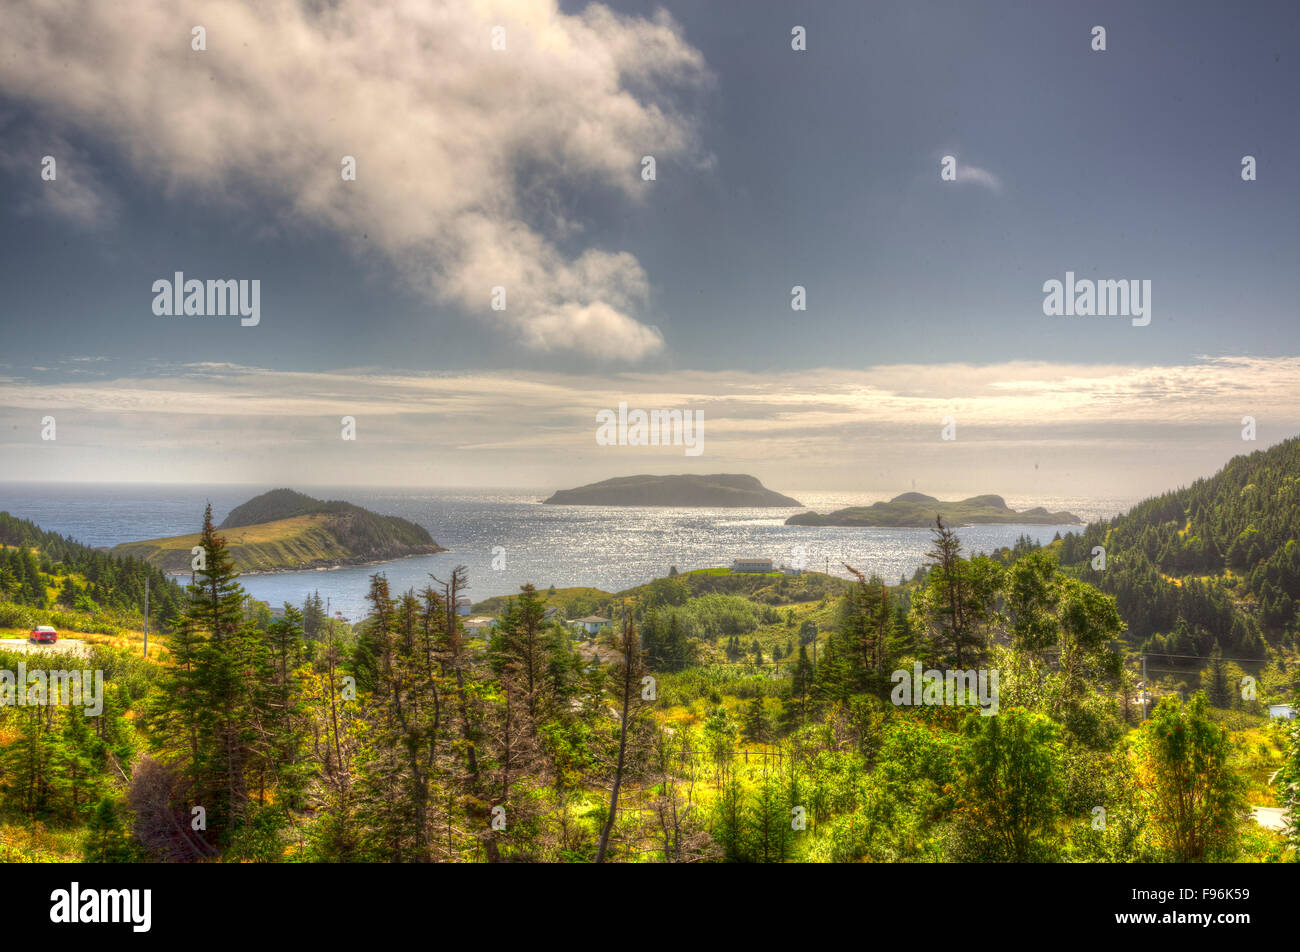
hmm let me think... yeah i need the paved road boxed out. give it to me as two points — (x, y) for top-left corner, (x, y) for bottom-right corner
(1250, 806), (1290, 832)
(0, 638), (91, 658)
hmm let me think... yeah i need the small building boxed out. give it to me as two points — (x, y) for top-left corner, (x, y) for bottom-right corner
(455, 596), (472, 617)
(571, 615), (611, 636)
(1268, 703), (1297, 720)
(731, 558), (774, 573)
(543, 605), (562, 623)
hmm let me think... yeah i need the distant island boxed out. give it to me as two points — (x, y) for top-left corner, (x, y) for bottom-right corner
(544, 474), (802, 507)
(111, 488), (444, 573)
(785, 492), (1083, 527)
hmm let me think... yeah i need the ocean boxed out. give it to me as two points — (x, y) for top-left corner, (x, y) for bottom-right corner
(0, 484), (1135, 623)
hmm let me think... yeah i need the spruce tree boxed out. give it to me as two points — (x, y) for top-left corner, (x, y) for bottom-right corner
(1206, 641), (1232, 708)
(147, 503), (258, 845)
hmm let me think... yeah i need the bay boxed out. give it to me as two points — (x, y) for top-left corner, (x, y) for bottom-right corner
(0, 483), (1133, 623)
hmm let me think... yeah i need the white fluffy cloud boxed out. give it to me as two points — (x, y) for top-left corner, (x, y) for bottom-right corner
(0, 0), (712, 358)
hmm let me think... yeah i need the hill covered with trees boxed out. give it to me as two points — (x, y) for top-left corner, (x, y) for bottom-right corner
(788, 492), (1082, 527)
(544, 474), (801, 507)
(0, 510), (183, 636)
(1054, 437), (1300, 661)
(110, 489), (443, 573)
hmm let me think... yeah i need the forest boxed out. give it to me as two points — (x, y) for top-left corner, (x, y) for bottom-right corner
(2, 438), (1299, 862)
(0, 511), (183, 636)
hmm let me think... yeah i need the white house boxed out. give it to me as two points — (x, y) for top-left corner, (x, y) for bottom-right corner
(571, 615), (611, 636)
(731, 558), (774, 573)
(1268, 703), (1297, 720)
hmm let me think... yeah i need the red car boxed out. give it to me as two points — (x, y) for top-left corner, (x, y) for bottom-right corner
(29, 625), (58, 644)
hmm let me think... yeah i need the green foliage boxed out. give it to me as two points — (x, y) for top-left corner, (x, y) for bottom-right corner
(4, 496), (1290, 865)
(1134, 693), (1247, 861)
(950, 708), (1064, 861)
(1279, 717), (1300, 854)
(1058, 437), (1300, 651)
(82, 795), (139, 862)
(0, 511), (182, 632)
(143, 504), (305, 849)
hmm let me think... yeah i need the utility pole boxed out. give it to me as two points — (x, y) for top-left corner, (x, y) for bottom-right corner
(143, 577), (149, 658)
(1141, 654), (1147, 720)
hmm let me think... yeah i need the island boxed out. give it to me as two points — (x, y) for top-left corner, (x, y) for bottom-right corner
(110, 488), (445, 573)
(544, 474), (802, 507)
(785, 492), (1082, 527)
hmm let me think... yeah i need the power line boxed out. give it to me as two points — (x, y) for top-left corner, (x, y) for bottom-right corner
(1133, 651), (1274, 663)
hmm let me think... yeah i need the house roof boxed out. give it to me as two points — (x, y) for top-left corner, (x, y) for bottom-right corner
(573, 615), (610, 624)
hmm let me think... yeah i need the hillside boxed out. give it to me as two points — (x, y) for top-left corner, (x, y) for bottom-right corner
(218, 488), (338, 528)
(1055, 436), (1300, 656)
(615, 566), (851, 604)
(112, 489), (443, 573)
(471, 585), (612, 618)
(0, 510), (184, 633)
(471, 568), (851, 623)
(544, 474), (801, 507)
(787, 492), (1082, 527)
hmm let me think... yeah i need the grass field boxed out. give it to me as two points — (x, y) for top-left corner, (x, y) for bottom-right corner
(110, 513), (355, 573)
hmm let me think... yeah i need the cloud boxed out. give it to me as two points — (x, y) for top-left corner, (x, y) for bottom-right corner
(956, 164), (1001, 191)
(2, 357), (1297, 492)
(0, 123), (118, 229)
(5, 356), (1297, 428)
(0, 0), (712, 359)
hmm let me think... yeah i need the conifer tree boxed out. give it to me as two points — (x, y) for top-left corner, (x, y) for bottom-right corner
(1206, 641), (1232, 708)
(596, 614), (651, 862)
(146, 504), (260, 845)
(743, 695), (769, 743)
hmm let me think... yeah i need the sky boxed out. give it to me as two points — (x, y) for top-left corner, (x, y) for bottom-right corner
(0, 0), (1297, 498)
